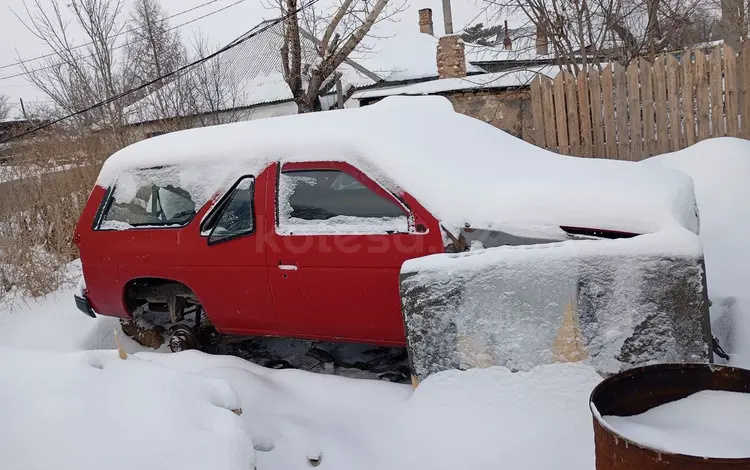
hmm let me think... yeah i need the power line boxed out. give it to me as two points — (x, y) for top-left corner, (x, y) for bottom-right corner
(1, 0), (225, 71)
(0, 0), (321, 144)
(0, 0), (246, 81)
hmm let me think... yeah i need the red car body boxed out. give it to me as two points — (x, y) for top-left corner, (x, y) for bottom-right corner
(75, 160), (446, 347)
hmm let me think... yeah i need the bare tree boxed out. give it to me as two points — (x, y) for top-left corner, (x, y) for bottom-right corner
(185, 33), (249, 126)
(15, 0), (127, 140)
(123, 0), (190, 129)
(0, 95), (11, 121)
(712, 0), (748, 48)
(483, 0), (720, 72)
(125, 0), (184, 85)
(275, 0), (403, 113)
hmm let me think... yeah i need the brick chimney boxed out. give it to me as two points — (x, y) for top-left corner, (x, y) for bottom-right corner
(503, 20), (512, 50)
(535, 25), (548, 55)
(419, 8), (434, 35)
(437, 35), (467, 79)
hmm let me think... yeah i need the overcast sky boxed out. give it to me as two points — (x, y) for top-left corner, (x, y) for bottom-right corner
(0, 0), (508, 115)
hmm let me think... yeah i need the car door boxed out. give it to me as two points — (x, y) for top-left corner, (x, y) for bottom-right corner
(176, 171), (275, 335)
(265, 161), (443, 346)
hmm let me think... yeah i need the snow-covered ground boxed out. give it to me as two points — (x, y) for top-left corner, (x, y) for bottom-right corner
(0, 136), (749, 469)
(0, 265), (604, 470)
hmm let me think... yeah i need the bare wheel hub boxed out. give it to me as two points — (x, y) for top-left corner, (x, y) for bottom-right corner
(168, 324), (199, 352)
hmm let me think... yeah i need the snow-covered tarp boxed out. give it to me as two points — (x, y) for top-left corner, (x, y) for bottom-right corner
(99, 95), (698, 239)
(400, 228), (711, 381)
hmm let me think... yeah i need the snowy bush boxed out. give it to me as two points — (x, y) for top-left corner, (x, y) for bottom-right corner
(0, 133), (116, 302)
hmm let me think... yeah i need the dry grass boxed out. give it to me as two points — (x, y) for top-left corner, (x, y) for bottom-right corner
(0, 132), (125, 302)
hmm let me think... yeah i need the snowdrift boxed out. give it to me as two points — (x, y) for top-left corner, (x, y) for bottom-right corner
(643, 137), (750, 369)
(0, 348), (255, 470)
(0, 346), (603, 470)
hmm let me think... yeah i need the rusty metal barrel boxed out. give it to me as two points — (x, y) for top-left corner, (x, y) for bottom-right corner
(589, 363), (750, 469)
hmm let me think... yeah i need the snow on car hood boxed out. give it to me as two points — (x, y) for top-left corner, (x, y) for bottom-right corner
(98, 96), (699, 238)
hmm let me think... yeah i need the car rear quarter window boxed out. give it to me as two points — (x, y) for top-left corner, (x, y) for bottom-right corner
(277, 169), (408, 235)
(99, 177), (197, 230)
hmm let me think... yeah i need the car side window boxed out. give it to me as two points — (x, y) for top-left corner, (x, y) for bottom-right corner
(207, 176), (255, 244)
(278, 168), (408, 235)
(100, 183), (196, 229)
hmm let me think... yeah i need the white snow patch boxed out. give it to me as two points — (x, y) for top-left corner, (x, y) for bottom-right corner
(404, 225), (702, 273)
(602, 390), (750, 458)
(644, 137), (750, 368)
(138, 352), (603, 470)
(0, 261), (159, 353)
(0, 348), (255, 470)
(97, 96), (699, 239)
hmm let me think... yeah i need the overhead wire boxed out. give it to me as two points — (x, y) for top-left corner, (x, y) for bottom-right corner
(0, 0), (321, 144)
(0, 0), (226, 71)
(0, 0), (247, 81)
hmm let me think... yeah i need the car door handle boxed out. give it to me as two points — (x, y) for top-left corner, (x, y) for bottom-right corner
(278, 260), (298, 271)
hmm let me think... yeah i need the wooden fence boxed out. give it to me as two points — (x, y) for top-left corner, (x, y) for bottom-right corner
(530, 43), (750, 160)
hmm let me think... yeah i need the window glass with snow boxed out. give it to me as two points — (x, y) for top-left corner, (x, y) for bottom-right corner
(208, 177), (255, 244)
(277, 169), (408, 234)
(100, 169), (197, 230)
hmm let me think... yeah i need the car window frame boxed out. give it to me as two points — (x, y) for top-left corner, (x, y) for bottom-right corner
(275, 161), (415, 235)
(94, 165), (203, 231)
(95, 185), (199, 231)
(201, 175), (256, 246)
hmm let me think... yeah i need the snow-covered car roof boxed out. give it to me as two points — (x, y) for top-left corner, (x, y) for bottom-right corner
(99, 96), (699, 238)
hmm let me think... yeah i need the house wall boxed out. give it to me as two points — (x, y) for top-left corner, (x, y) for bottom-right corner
(444, 88), (535, 143)
(127, 100), (299, 141)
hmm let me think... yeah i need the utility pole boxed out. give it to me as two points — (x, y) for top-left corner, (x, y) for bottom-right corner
(19, 98), (27, 119)
(442, 0), (454, 34)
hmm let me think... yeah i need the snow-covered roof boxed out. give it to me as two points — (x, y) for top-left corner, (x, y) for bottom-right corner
(464, 28), (550, 64)
(124, 20), (378, 124)
(351, 66), (562, 100)
(125, 22), (482, 125)
(351, 31), (483, 82)
(102, 95), (698, 238)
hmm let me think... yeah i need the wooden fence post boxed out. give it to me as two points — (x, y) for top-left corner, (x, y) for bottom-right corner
(710, 46), (724, 137)
(666, 54), (682, 151)
(564, 71), (581, 155)
(695, 51), (710, 141)
(531, 77), (547, 148)
(724, 44), (740, 137)
(553, 73), (570, 154)
(681, 50), (696, 147)
(614, 63), (629, 159)
(602, 65), (617, 158)
(627, 62), (643, 160)
(541, 77), (558, 152)
(577, 69), (593, 157)
(742, 42), (750, 140)
(641, 58), (656, 157)
(589, 68), (606, 157)
(653, 55), (670, 154)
